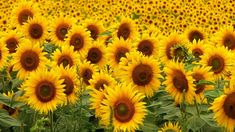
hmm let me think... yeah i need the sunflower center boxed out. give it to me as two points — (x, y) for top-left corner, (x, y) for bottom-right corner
(165, 129), (177, 132)
(188, 30), (204, 42)
(173, 47), (185, 61)
(94, 79), (109, 90)
(56, 23), (69, 41)
(87, 24), (99, 40)
(61, 76), (74, 96)
(172, 70), (189, 92)
(132, 64), (153, 86)
(115, 47), (129, 63)
(18, 9), (33, 25)
(2, 105), (16, 115)
(20, 50), (39, 71)
(208, 55), (224, 74)
(36, 80), (56, 102)
(70, 33), (84, 51)
(87, 47), (102, 64)
(81, 68), (92, 85)
(223, 92), (235, 119)
(114, 99), (135, 123)
(6, 37), (18, 53)
(192, 48), (203, 60)
(192, 73), (205, 94)
(137, 40), (154, 56)
(223, 33), (235, 50)
(117, 23), (130, 40)
(166, 40), (178, 60)
(29, 23), (43, 39)
(57, 55), (73, 67)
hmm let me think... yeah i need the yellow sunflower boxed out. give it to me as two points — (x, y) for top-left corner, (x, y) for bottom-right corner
(0, 91), (19, 118)
(210, 83), (235, 132)
(12, 39), (48, 79)
(164, 61), (195, 104)
(200, 46), (233, 79)
(158, 122), (181, 132)
(50, 17), (74, 46)
(1, 30), (23, 54)
(100, 83), (147, 132)
(65, 25), (91, 54)
(114, 17), (138, 40)
(81, 40), (106, 68)
(22, 15), (48, 44)
(191, 66), (214, 104)
(119, 53), (161, 97)
(78, 60), (99, 86)
(23, 68), (66, 114)
(52, 45), (80, 68)
(184, 26), (207, 43)
(0, 38), (9, 70)
(83, 19), (105, 41)
(53, 66), (79, 105)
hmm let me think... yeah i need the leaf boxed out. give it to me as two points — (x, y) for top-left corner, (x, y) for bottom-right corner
(187, 116), (206, 131)
(197, 80), (215, 85)
(98, 31), (112, 36)
(131, 12), (140, 20)
(140, 122), (158, 132)
(0, 93), (24, 108)
(11, 78), (23, 89)
(0, 109), (22, 127)
(200, 113), (219, 128)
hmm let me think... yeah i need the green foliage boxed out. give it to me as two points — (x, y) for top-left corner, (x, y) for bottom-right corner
(0, 110), (22, 128)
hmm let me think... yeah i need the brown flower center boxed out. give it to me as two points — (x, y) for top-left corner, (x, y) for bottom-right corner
(172, 70), (189, 92)
(117, 23), (130, 40)
(173, 46), (186, 61)
(81, 68), (92, 85)
(188, 30), (204, 42)
(6, 37), (18, 53)
(87, 24), (99, 40)
(70, 33), (84, 51)
(61, 76), (74, 96)
(223, 92), (235, 119)
(132, 64), (153, 86)
(114, 98), (135, 123)
(36, 80), (56, 102)
(29, 23), (43, 39)
(87, 48), (102, 64)
(56, 23), (69, 41)
(192, 48), (203, 60)
(2, 105), (16, 115)
(192, 73), (205, 94)
(57, 55), (74, 67)
(94, 79), (109, 90)
(20, 50), (39, 71)
(115, 47), (129, 63)
(222, 33), (235, 50)
(208, 55), (225, 74)
(137, 40), (154, 56)
(165, 39), (179, 60)
(18, 9), (33, 25)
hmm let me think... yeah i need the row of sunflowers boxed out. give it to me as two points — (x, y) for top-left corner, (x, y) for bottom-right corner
(0, 0), (235, 132)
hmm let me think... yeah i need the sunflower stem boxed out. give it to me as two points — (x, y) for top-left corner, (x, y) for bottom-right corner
(194, 100), (200, 117)
(50, 112), (54, 132)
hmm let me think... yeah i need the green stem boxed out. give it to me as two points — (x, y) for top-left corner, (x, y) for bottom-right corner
(50, 112), (54, 132)
(194, 100), (200, 117)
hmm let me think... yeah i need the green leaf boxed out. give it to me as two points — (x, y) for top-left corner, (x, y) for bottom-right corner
(187, 116), (206, 131)
(0, 109), (22, 127)
(140, 122), (158, 132)
(11, 78), (23, 89)
(98, 30), (112, 36)
(197, 80), (215, 85)
(131, 12), (140, 20)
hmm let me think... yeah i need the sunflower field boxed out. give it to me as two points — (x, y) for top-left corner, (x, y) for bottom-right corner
(0, 0), (235, 132)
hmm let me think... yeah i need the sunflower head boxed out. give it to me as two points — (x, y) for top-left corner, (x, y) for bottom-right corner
(158, 122), (182, 132)
(215, 26), (235, 51)
(184, 27), (206, 43)
(83, 19), (104, 41)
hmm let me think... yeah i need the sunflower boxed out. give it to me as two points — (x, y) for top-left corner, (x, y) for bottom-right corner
(100, 83), (147, 132)
(53, 66), (79, 105)
(89, 72), (116, 117)
(83, 19), (104, 40)
(200, 46), (233, 79)
(82, 40), (106, 67)
(135, 32), (159, 57)
(119, 53), (161, 97)
(12, 0), (38, 27)
(1, 30), (23, 54)
(22, 15), (48, 44)
(191, 66), (214, 104)
(158, 122), (181, 132)
(184, 26), (206, 43)
(23, 68), (66, 114)
(210, 83), (235, 131)
(159, 33), (187, 63)
(0, 91), (19, 118)
(114, 17), (138, 40)
(0, 38), (9, 70)
(65, 25), (91, 54)
(52, 45), (80, 68)
(50, 17), (74, 46)
(12, 39), (48, 79)
(164, 61), (195, 104)
(106, 37), (132, 69)
(215, 26), (235, 51)
(78, 60), (99, 86)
